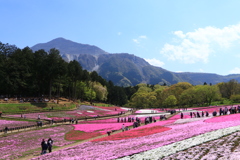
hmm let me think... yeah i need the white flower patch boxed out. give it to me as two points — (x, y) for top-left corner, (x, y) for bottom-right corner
(174, 117), (212, 124)
(179, 109), (199, 113)
(87, 111), (94, 113)
(137, 109), (158, 113)
(177, 109), (198, 112)
(118, 125), (240, 160)
(135, 113), (170, 118)
(77, 112), (82, 114)
(121, 107), (131, 110)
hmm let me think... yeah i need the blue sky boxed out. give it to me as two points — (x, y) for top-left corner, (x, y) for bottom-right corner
(1, 0), (240, 75)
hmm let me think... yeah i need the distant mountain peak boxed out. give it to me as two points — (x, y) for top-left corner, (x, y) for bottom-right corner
(31, 37), (108, 55)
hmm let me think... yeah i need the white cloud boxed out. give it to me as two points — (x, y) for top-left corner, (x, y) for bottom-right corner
(132, 39), (139, 44)
(139, 35), (147, 39)
(133, 35), (147, 44)
(144, 58), (165, 67)
(161, 24), (240, 64)
(229, 67), (240, 74)
(174, 31), (186, 39)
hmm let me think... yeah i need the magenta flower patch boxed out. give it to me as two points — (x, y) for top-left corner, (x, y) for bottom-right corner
(205, 113), (240, 123)
(73, 123), (132, 133)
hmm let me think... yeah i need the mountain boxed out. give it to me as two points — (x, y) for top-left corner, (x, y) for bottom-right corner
(31, 37), (108, 55)
(31, 38), (240, 86)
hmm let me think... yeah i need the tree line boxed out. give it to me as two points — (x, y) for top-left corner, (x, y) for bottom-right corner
(127, 80), (240, 109)
(0, 42), (128, 106)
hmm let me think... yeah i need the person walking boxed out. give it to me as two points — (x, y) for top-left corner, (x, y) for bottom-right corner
(107, 131), (111, 136)
(47, 138), (53, 153)
(4, 126), (8, 134)
(41, 139), (48, 155)
(125, 126), (129, 131)
(122, 124), (125, 132)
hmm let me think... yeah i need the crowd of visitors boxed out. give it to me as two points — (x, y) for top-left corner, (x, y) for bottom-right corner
(179, 105), (240, 119)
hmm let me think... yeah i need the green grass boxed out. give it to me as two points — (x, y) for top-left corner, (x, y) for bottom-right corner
(92, 103), (114, 107)
(0, 103), (76, 114)
(0, 117), (37, 122)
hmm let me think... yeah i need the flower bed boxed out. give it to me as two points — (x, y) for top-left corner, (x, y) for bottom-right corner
(81, 118), (121, 123)
(205, 113), (240, 123)
(65, 130), (103, 141)
(33, 114), (240, 160)
(73, 123), (132, 133)
(135, 109), (161, 114)
(6, 112), (50, 120)
(92, 125), (171, 142)
(161, 130), (240, 160)
(120, 125), (240, 160)
(0, 125), (73, 160)
(168, 113), (191, 120)
(66, 122), (134, 141)
(0, 120), (36, 130)
(94, 106), (128, 112)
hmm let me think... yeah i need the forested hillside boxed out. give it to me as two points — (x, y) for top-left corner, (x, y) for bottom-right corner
(0, 42), (128, 106)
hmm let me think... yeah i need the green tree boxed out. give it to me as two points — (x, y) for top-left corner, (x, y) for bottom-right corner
(163, 95), (177, 108)
(230, 94), (240, 103)
(218, 79), (240, 99)
(68, 60), (83, 101)
(45, 48), (67, 99)
(195, 85), (221, 105)
(179, 87), (197, 107)
(92, 81), (108, 101)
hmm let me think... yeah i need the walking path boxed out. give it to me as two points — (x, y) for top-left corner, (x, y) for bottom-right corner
(0, 111), (133, 136)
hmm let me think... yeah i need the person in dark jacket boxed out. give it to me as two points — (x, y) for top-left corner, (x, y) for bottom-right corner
(47, 138), (53, 153)
(41, 139), (48, 155)
(4, 126), (8, 134)
(180, 112), (183, 119)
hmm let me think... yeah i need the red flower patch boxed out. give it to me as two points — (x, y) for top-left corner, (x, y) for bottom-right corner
(92, 125), (171, 142)
(65, 130), (104, 141)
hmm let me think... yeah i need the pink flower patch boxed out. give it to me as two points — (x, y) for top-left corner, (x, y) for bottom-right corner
(73, 123), (132, 133)
(205, 114), (240, 123)
(168, 114), (191, 120)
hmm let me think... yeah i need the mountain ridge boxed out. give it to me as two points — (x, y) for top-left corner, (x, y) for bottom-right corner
(30, 38), (240, 86)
